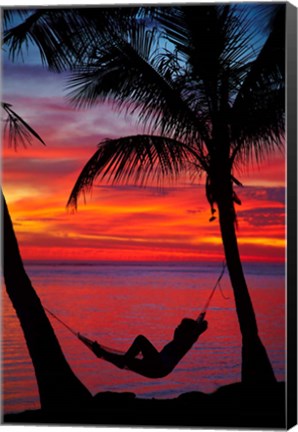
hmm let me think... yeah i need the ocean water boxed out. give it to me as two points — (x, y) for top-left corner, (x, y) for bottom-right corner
(2, 261), (285, 415)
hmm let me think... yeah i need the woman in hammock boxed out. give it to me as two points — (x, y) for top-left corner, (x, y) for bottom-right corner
(90, 318), (208, 378)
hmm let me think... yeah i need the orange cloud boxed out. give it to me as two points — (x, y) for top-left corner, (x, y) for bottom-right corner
(4, 176), (285, 263)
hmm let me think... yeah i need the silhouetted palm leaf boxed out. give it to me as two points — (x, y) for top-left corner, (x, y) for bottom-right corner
(4, 10), (74, 70)
(153, 6), (258, 107)
(230, 5), (285, 167)
(155, 5), (284, 139)
(67, 135), (201, 209)
(3, 8), (138, 72)
(231, 87), (284, 168)
(66, 20), (209, 147)
(2, 9), (32, 27)
(2, 102), (46, 148)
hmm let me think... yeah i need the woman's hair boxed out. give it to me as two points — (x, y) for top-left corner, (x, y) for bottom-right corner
(174, 318), (201, 344)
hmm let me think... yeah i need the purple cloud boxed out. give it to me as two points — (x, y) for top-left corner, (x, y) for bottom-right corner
(238, 206), (285, 227)
(237, 186), (285, 205)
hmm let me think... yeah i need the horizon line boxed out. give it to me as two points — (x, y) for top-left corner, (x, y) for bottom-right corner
(23, 258), (286, 265)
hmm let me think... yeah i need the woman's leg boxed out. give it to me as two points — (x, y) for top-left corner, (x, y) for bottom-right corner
(125, 335), (159, 360)
(124, 336), (167, 378)
(93, 336), (163, 377)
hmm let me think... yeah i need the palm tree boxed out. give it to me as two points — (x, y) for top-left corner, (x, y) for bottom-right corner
(2, 190), (92, 413)
(66, 4), (285, 384)
(3, 4), (285, 384)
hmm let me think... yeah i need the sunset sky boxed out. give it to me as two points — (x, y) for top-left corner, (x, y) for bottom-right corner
(1, 13), (286, 263)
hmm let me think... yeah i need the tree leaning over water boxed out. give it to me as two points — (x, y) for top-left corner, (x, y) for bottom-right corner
(2, 190), (93, 412)
(3, 4), (285, 384)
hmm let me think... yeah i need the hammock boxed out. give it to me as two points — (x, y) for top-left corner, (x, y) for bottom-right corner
(45, 262), (226, 358)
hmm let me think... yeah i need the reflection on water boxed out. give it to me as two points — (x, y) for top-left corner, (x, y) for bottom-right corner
(2, 261), (285, 414)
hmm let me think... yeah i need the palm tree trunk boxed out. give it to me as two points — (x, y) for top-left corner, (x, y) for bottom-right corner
(2, 190), (92, 413)
(216, 182), (277, 384)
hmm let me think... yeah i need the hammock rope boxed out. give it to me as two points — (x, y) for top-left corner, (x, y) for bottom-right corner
(45, 261), (227, 355)
(44, 307), (120, 353)
(196, 261), (226, 323)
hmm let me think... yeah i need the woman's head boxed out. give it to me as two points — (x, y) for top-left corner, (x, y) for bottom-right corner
(173, 318), (202, 344)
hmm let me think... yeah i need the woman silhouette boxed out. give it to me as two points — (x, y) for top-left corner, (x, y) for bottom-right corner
(91, 318), (208, 378)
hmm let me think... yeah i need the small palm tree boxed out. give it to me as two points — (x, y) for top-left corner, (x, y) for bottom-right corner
(3, 4), (285, 384)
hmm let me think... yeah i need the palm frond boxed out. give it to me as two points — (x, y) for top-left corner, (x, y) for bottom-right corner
(3, 10), (73, 71)
(232, 5), (285, 110)
(155, 5), (275, 115)
(2, 102), (46, 148)
(3, 8), (135, 72)
(66, 20), (209, 147)
(230, 5), (285, 165)
(67, 135), (201, 209)
(2, 8), (32, 27)
(231, 87), (284, 170)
